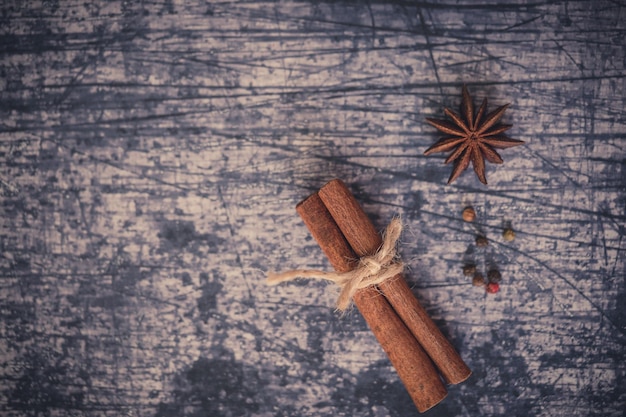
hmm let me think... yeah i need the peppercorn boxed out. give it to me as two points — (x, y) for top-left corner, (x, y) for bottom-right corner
(487, 269), (502, 283)
(472, 273), (486, 287)
(475, 235), (489, 247)
(463, 264), (477, 277)
(503, 228), (515, 241)
(462, 207), (476, 222)
(486, 282), (500, 294)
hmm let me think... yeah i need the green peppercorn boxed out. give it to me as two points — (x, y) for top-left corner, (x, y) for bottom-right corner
(503, 228), (516, 241)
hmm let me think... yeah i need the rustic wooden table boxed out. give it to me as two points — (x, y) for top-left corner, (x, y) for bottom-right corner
(1, 1), (625, 416)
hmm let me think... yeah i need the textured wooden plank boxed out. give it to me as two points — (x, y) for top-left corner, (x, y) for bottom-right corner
(1, 1), (625, 416)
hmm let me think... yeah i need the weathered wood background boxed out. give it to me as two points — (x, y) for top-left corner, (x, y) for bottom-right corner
(1, 1), (625, 416)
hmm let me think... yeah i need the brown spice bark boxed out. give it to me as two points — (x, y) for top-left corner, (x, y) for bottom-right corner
(318, 179), (472, 385)
(296, 193), (447, 413)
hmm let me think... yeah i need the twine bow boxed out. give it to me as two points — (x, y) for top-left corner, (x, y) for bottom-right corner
(267, 218), (404, 311)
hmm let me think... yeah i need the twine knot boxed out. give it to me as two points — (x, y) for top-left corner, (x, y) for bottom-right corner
(267, 218), (404, 311)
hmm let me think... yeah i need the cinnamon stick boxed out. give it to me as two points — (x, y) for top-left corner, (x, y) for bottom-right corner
(318, 179), (472, 385)
(296, 193), (447, 413)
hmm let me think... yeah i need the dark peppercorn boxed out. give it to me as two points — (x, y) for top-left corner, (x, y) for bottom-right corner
(472, 273), (486, 287)
(487, 269), (502, 283)
(475, 235), (489, 247)
(463, 264), (477, 277)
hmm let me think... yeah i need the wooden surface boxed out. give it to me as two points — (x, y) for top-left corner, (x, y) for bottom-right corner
(1, 1), (625, 416)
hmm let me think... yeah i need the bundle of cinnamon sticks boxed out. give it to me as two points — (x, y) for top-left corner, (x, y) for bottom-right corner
(294, 179), (471, 412)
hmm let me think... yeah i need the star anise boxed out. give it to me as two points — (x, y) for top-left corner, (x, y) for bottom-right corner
(424, 85), (524, 185)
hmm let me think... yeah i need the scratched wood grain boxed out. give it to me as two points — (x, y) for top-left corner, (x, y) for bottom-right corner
(1, 1), (625, 416)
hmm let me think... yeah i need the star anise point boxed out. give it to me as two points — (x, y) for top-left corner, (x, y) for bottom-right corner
(424, 86), (523, 185)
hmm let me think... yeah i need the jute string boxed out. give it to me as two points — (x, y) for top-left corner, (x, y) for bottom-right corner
(267, 218), (404, 311)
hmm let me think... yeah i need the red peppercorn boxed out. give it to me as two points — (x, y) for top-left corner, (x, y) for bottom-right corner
(486, 282), (500, 294)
